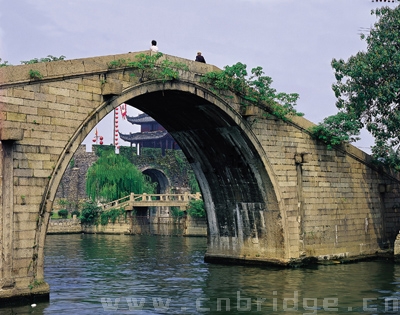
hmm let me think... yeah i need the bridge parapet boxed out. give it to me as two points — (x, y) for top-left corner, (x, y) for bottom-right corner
(0, 51), (219, 88)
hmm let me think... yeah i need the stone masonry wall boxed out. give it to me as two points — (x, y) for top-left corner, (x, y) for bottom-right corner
(250, 114), (400, 259)
(54, 145), (97, 211)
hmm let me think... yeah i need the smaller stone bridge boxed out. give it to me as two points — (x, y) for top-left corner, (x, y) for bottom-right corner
(100, 192), (202, 211)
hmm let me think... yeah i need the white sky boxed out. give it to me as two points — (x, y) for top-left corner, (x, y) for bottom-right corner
(1, 0), (397, 152)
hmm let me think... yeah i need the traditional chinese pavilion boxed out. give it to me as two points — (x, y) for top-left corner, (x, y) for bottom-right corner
(119, 113), (179, 155)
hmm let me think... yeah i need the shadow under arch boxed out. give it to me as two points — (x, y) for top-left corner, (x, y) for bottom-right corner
(38, 79), (290, 275)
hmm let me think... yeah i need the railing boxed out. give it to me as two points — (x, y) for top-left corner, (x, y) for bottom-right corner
(100, 195), (131, 210)
(100, 192), (202, 211)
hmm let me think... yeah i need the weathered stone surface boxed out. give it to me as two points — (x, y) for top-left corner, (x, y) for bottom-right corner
(0, 128), (23, 141)
(101, 81), (122, 96)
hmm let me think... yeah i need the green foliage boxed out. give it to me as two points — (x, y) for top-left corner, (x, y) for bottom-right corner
(100, 208), (125, 225)
(0, 58), (9, 67)
(187, 199), (205, 218)
(93, 144), (115, 157)
(188, 169), (200, 193)
(315, 5), (400, 166)
(200, 62), (302, 121)
(57, 209), (68, 219)
(107, 58), (129, 69)
(86, 150), (156, 203)
(21, 55), (66, 64)
(71, 210), (80, 217)
(170, 206), (184, 218)
(29, 69), (43, 80)
(69, 158), (75, 168)
(309, 112), (362, 149)
(80, 200), (101, 224)
(173, 150), (186, 174)
(57, 198), (69, 207)
(28, 279), (45, 290)
(1, 55), (66, 68)
(108, 53), (189, 83)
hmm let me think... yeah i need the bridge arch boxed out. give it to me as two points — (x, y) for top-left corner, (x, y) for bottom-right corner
(43, 79), (288, 266)
(141, 168), (170, 194)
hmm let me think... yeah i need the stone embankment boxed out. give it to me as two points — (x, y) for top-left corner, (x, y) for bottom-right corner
(47, 217), (81, 234)
(47, 217), (207, 236)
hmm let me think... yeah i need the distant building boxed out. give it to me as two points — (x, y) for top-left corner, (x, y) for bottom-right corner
(119, 113), (179, 155)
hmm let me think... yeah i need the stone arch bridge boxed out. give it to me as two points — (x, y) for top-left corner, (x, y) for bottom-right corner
(1, 51), (400, 303)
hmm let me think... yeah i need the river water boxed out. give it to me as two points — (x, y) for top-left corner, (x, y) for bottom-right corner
(2, 233), (400, 314)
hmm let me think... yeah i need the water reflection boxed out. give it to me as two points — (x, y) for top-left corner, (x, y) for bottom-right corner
(0, 234), (399, 314)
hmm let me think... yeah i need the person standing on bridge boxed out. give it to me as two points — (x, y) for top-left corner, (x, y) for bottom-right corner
(150, 40), (158, 53)
(195, 51), (206, 63)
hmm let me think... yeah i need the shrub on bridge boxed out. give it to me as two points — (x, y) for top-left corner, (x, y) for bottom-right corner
(200, 62), (302, 121)
(0, 58), (9, 67)
(107, 52), (189, 83)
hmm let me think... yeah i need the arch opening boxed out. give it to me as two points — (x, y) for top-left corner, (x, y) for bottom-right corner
(40, 80), (287, 271)
(121, 88), (285, 262)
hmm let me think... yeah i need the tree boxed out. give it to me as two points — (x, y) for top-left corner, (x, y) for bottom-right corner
(310, 4), (400, 169)
(86, 151), (156, 202)
(80, 200), (101, 224)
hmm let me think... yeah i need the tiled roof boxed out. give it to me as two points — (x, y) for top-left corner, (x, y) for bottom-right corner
(119, 130), (170, 142)
(126, 113), (155, 124)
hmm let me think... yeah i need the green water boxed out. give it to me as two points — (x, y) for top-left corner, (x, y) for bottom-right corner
(2, 233), (400, 314)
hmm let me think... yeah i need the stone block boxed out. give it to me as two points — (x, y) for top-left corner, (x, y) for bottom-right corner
(101, 81), (122, 96)
(37, 107), (65, 118)
(6, 112), (27, 122)
(34, 92), (57, 103)
(13, 168), (34, 177)
(33, 169), (52, 178)
(69, 89), (93, 100)
(55, 95), (76, 106)
(0, 127), (24, 140)
(13, 89), (35, 100)
(48, 86), (70, 97)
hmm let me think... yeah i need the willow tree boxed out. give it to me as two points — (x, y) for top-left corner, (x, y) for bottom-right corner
(86, 151), (156, 202)
(310, 4), (400, 169)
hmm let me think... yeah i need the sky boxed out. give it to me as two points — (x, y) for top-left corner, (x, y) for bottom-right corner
(1, 0), (398, 153)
